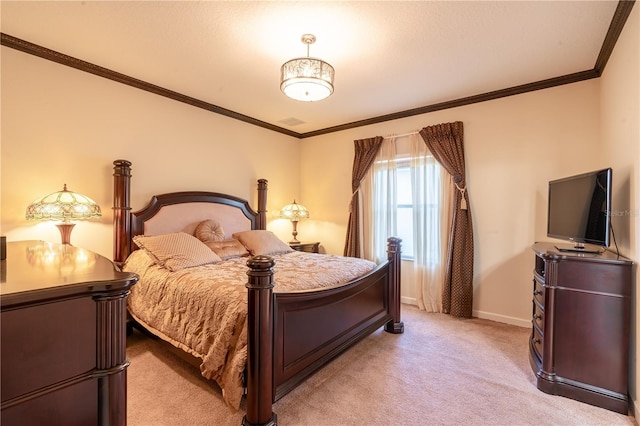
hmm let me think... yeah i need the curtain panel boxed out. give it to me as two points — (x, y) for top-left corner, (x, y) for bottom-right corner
(343, 137), (384, 258)
(408, 135), (451, 312)
(361, 135), (449, 311)
(419, 121), (474, 318)
(362, 137), (398, 264)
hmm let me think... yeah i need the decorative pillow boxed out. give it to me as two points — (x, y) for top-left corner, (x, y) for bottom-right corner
(204, 239), (250, 260)
(133, 232), (221, 271)
(194, 219), (225, 242)
(232, 230), (293, 256)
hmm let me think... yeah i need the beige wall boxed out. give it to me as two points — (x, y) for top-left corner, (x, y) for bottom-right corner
(299, 80), (603, 326)
(600, 5), (639, 415)
(1, 47), (301, 257)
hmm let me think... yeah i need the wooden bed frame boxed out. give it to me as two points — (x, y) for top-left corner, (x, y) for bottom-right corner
(112, 159), (404, 426)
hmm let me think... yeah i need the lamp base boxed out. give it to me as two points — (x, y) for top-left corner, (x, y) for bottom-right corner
(290, 220), (300, 244)
(56, 223), (75, 245)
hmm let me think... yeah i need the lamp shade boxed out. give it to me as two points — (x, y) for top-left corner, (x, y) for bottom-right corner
(26, 184), (102, 221)
(280, 200), (309, 221)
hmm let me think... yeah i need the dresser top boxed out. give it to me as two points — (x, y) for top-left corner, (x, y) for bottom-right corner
(1, 240), (138, 306)
(532, 241), (632, 265)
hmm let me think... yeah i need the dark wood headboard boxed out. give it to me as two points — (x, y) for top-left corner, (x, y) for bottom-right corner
(112, 159), (267, 267)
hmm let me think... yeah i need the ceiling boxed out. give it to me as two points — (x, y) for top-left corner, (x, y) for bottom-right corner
(0, 1), (634, 138)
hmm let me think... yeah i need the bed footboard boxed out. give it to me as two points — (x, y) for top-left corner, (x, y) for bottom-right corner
(243, 238), (403, 426)
(273, 263), (391, 399)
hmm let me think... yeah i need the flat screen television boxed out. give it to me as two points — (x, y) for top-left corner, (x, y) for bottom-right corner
(547, 167), (612, 253)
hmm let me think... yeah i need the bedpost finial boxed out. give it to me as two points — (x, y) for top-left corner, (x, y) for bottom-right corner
(387, 237), (402, 255)
(246, 255), (275, 290)
(113, 159), (132, 176)
(113, 159), (132, 167)
(246, 255), (275, 272)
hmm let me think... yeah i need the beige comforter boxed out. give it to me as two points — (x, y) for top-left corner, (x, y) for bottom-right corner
(123, 250), (376, 410)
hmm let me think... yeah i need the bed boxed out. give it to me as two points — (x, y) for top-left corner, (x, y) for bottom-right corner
(112, 159), (403, 426)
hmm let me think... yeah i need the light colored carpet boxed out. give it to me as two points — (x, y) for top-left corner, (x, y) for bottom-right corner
(127, 304), (635, 425)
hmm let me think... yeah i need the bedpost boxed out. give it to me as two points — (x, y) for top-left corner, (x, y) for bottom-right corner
(257, 179), (268, 230)
(384, 237), (404, 334)
(113, 159), (132, 269)
(243, 255), (277, 426)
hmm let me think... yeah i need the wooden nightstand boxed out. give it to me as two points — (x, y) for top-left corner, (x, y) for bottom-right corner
(1, 240), (138, 425)
(289, 241), (320, 253)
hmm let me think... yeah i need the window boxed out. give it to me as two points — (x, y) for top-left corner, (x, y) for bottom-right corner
(361, 133), (449, 312)
(373, 155), (441, 261)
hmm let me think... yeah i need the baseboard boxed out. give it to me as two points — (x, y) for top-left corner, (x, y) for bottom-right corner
(401, 296), (417, 306)
(403, 302), (531, 329)
(628, 397), (637, 421)
(473, 309), (530, 328)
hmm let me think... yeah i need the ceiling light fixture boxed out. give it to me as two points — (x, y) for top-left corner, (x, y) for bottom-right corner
(280, 34), (335, 102)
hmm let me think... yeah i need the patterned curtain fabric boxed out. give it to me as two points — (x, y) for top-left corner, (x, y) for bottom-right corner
(419, 121), (474, 318)
(344, 137), (384, 257)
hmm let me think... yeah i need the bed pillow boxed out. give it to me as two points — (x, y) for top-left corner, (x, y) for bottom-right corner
(133, 232), (221, 271)
(204, 239), (250, 260)
(194, 219), (225, 242)
(232, 230), (293, 256)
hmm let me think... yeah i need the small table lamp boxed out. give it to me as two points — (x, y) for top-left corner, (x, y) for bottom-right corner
(280, 200), (309, 243)
(25, 184), (102, 245)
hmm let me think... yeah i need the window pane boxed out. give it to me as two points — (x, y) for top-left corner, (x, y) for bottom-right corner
(397, 167), (412, 204)
(397, 207), (414, 257)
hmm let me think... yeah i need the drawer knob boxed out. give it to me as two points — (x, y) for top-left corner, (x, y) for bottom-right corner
(533, 290), (542, 296)
(533, 313), (542, 320)
(531, 337), (541, 344)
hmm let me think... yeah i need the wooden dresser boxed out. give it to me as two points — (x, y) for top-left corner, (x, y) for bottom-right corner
(0, 240), (138, 426)
(529, 242), (632, 414)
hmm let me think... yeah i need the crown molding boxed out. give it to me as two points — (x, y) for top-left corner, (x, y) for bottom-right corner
(1, 0), (634, 139)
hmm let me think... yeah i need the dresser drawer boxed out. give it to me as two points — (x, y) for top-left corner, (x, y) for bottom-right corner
(1, 297), (96, 402)
(531, 325), (544, 360)
(533, 279), (545, 306)
(1, 378), (98, 426)
(532, 301), (544, 331)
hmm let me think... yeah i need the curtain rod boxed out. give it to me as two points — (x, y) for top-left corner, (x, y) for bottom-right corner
(383, 130), (419, 140)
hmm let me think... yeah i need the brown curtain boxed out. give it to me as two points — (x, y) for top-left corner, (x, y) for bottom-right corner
(419, 121), (474, 318)
(343, 136), (384, 257)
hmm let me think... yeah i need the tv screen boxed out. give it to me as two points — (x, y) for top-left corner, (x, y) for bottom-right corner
(547, 168), (612, 252)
